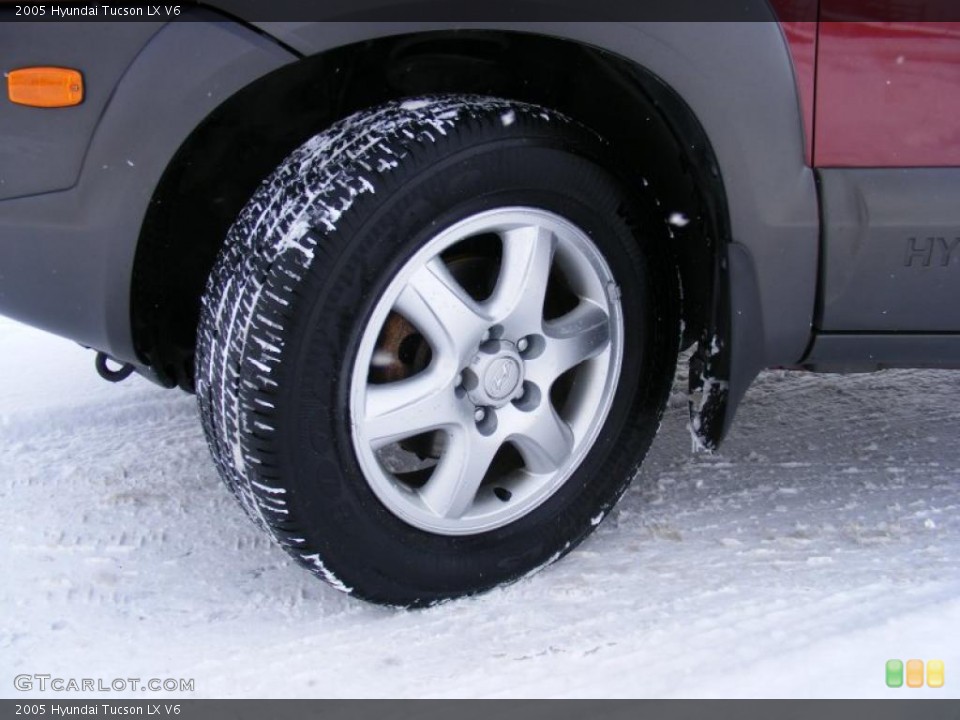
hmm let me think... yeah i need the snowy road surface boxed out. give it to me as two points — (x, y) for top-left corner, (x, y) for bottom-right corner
(1, 315), (958, 698)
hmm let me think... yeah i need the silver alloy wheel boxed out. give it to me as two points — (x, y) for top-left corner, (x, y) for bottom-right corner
(349, 207), (624, 535)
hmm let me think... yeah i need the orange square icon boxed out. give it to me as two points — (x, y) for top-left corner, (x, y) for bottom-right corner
(927, 660), (944, 688)
(906, 659), (924, 688)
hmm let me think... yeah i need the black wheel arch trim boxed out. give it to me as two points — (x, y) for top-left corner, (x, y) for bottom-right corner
(243, 20), (822, 449)
(187, 19), (818, 446)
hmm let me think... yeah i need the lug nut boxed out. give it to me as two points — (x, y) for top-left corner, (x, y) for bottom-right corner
(480, 329), (491, 343)
(517, 337), (529, 353)
(455, 373), (463, 388)
(474, 407), (486, 422)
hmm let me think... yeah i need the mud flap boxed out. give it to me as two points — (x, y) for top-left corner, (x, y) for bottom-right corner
(689, 241), (766, 452)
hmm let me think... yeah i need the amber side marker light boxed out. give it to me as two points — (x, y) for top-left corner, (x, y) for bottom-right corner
(7, 67), (83, 107)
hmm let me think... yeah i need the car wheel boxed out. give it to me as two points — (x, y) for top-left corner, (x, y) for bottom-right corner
(195, 95), (677, 606)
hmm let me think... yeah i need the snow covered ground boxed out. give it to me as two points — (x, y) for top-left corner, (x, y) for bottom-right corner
(1, 315), (958, 699)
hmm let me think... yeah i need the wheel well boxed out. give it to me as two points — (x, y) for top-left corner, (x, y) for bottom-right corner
(132, 30), (728, 390)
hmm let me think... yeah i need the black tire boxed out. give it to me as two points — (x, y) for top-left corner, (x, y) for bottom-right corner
(196, 95), (677, 607)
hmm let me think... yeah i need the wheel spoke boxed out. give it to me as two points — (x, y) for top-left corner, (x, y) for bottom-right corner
(511, 404), (575, 474)
(363, 368), (462, 449)
(528, 302), (611, 387)
(420, 429), (502, 519)
(488, 225), (556, 333)
(396, 258), (489, 361)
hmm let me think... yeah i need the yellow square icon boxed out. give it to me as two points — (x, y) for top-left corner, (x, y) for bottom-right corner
(927, 660), (944, 688)
(906, 659), (924, 688)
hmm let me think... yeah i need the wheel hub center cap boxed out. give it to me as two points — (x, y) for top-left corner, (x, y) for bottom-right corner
(485, 357), (522, 400)
(465, 340), (524, 408)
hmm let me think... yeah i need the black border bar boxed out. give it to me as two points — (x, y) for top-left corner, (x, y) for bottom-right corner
(2, 700), (960, 719)
(4, 0), (960, 22)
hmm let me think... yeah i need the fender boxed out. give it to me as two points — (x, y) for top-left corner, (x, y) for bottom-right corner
(0, 18), (161, 200)
(0, 10), (295, 364)
(0, 11), (818, 449)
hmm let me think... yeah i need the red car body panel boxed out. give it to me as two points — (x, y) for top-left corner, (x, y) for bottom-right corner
(815, 20), (960, 167)
(775, 0), (960, 169)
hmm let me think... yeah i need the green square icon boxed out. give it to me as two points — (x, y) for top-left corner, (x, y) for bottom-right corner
(886, 659), (904, 688)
